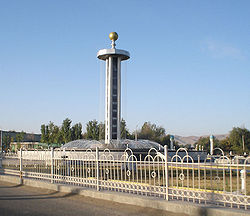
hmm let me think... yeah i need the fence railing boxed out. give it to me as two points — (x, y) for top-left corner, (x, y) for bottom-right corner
(0, 146), (249, 210)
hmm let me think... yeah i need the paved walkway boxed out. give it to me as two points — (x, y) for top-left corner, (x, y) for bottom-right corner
(0, 181), (186, 216)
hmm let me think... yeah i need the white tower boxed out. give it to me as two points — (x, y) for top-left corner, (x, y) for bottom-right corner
(170, 135), (174, 150)
(97, 32), (130, 145)
(210, 135), (214, 155)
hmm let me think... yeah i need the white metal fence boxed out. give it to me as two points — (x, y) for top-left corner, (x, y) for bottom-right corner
(1, 146), (249, 210)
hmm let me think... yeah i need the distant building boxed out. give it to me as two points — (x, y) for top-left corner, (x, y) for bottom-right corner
(10, 141), (40, 151)
(10, 142), (62, 151)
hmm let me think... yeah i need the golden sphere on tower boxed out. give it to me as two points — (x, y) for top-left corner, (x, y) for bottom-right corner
(109, 32), (118, 41)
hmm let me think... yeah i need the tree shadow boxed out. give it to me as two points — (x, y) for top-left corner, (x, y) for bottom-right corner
(198, 207), (208, 216)
(0, 184), (23, 188)
(0, 191), (77, 201)
(0, 190), (59, 198)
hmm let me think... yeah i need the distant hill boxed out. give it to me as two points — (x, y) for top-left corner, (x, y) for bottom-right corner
(174, 134), (229, 146)
(1, 131), (41, 142)
(174, 136), (199, 146)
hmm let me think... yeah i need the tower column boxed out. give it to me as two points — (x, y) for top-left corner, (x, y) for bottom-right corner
(97, 32), (130, 146)
(105, 59), (109, 144)
(117, 57), (121, 141)
(106, 57), (113, 144)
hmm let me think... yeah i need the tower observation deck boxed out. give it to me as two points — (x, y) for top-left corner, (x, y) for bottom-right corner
(97, 32), (130, 145)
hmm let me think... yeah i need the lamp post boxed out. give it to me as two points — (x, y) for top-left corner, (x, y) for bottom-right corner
(0, 130), (2, 153)
(135, 124), (139, 141)
(242, 135), (245, 152)
(0, 130), (2, 168)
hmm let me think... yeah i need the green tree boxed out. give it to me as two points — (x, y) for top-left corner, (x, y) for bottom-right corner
(41, 118), (81, 145)
(184, 144), (192, 150)
(86, 120), (99, 140)
(10, 137), (15, 152)
(71, 123), (82, 140)
(195, 137), (209, 151)
(218, 137), (232, 152)
(45, 126), (49, 143)
(160, 134), (171, 146)
(227, 127), (250, 154)
(139, 122), (154, 140)
(48, 122), (64, 144)
(16, 131), (25, 150)
(138, 122), (165, 143)
(54, 125), (63, 144)
(40, 124), (49, 143)
(98, 122), (105, 140)
(3, 135), (11, 151)
(61, 118), (72, 144)
(120, 119), (130, 139)
(195, 136), (219, 152)
(41, 124), (46, 143)
(159, 134), (180, 149)
(41, 122), (63, 145)
(48, 121), (56, 144)
(16, 132), (24, 143)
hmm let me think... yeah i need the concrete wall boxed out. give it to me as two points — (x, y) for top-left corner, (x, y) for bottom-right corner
(0, 174), (248, 216)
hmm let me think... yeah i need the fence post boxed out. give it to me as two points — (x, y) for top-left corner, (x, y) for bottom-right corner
(96, 147), (99, 191)
(164, 145), (169, 200)
(240, 169), (246, 193)
(20, 148), (23, 183)
(51, 147), (54, 183)
(0, 151), (2, 169)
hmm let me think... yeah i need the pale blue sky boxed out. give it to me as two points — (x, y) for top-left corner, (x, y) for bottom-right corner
(0, 0), (249, 136)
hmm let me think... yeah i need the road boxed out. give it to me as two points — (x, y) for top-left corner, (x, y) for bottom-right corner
(0, 181), (186, 216)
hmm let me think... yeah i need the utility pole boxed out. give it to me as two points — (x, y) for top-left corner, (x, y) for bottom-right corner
(242, 135), (245, 152)
(135, 125), (138, 141)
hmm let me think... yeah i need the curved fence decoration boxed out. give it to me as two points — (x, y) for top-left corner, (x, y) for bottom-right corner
(0, 146), (249, 210)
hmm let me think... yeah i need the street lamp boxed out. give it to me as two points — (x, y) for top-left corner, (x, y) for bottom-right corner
(135, 124), (139, 141)
(0, 130), (2, 153)
(0, 130), (2, 168)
